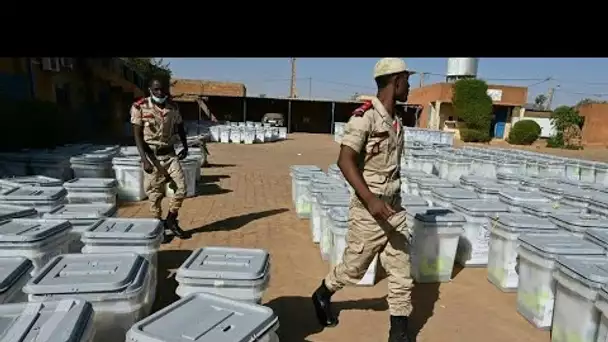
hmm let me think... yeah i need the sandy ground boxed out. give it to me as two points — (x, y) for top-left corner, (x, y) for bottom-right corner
(115, 133), (608, 342)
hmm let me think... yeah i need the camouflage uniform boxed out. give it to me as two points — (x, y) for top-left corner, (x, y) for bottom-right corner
(313, 58), (414, 342)
(325, 95), (413, 317)
(130, 97), (187, 219)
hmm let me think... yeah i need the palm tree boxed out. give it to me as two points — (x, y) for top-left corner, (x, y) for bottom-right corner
(534, 94), (547, 109)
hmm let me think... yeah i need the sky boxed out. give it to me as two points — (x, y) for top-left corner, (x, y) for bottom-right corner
(163, 58), (608, 107)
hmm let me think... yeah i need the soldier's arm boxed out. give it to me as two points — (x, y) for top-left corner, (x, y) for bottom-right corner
(130, 100), (149, 162)
(338, 103), (376, 205)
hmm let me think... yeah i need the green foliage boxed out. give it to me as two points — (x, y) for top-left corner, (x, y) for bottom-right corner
(508, 120), (541, 145)
(546, 133), (564, 148)
(534, 94), (547, 108)
(547, 105), (584, 148)
(123, 58), (173, 88)
(551, 105), (583, 132)
(452, 79), (494, 131)
(460, 128), (491, 143)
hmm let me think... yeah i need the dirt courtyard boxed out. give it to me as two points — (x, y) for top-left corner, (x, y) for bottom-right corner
(115, 133), (608, 342)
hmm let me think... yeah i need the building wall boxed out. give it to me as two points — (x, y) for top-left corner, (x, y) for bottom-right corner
(172, 79), (246, 97)
(408, 82), (528, 128)
(0, 58), (31, 100)
(408, 82), (528, 107)
(579, 103), (608, 146)
(523, 109), (552, 119)
(0, 58), (146, 141)
(0, 58), (144, 104)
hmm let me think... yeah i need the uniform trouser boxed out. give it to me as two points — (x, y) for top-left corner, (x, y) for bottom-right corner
(143, 155), (186, 219)
(325, 195), (413, 317)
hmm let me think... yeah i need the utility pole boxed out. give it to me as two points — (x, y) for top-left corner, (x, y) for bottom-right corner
(308, 77), (312, 98)
(546, 86), (555, 110)
(419, 72), (427, 88)
(289, 57), (297, 98)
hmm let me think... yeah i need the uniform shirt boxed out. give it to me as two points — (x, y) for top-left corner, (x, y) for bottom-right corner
(130, 97), (183, 148)
(341, 97), (404, 197)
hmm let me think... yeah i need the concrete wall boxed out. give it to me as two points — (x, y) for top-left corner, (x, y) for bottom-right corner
(579, 103), (608, 146)
(172, 79), (246, 97)
(524, 109), (552, 119)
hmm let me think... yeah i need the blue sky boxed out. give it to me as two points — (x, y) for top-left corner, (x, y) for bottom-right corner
(163, 58), (608, 107)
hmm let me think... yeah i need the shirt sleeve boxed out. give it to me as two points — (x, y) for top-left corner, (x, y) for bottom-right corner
(130, 105), (143, 126)
(340, 113), (372, 154)
(174, 109), (183, 125)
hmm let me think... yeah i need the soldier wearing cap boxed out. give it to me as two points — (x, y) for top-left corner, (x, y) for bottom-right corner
(130, 78), (190, 239)
(311, 58), (414, 342)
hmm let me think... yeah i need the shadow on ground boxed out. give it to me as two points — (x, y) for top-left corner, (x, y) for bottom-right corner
(116, 201), (143, 208)
(265, 278), (440, 341)
(266, 296), (388, 341)
(204, 163), (237, 168)
(195, 183), (233, 196)
(200, 174), (230, 183)
(451, 264), (464, 279)
(152, 249), (192, 312)
(188, 208), (289, 235)
(409, 282), (441, 341)
(194, 173), (232, 196)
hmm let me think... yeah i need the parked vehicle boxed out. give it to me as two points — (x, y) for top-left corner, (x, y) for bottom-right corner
(262, 113), (285, 127)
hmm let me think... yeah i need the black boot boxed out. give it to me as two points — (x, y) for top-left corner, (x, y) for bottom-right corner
(165, 212), (190, 239)
(312, 280), (338, 327)
(388, 316), (411, 342)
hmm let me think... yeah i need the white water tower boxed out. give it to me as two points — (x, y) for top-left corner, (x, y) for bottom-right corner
(446, 58), (479, 83)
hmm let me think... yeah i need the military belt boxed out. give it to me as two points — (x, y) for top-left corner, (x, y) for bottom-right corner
(152, 146), (175, 156)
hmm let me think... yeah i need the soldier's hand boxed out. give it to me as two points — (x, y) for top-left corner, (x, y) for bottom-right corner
(178, 148), (188, 160)
(366, 197), (396, 222)
(142, 160), (154, 174)
(166, 177), (178, 191)
(169, 180), (178, 192)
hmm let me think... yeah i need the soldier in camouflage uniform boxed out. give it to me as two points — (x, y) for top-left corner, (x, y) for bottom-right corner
(312, 58), (414, 342)
(131, 78), (190, 239)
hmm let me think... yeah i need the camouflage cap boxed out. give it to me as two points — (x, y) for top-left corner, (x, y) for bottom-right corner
(373, 58), (413, 79)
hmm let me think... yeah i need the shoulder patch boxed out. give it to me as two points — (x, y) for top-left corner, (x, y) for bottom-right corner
(133, 97), (146, 109)
(352, 101), (373, 117)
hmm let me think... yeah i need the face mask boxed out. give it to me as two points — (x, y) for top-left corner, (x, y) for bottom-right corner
(151, 94), (167, 104)
(149, 88), (167, 104)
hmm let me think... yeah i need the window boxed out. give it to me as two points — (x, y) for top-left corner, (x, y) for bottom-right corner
(41, 58), (60, 72)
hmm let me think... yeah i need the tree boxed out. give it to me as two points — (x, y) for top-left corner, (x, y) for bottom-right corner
(534, 94), (547, 108)
(547, 105), (584, 148)
(123, 57), (173, 88)
(452, 79), (493, 131)
(551, 105), (583, 132)
(508, 120), (541, 145)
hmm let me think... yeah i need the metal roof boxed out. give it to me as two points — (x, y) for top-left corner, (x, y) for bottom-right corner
(172, 93), (417, 107)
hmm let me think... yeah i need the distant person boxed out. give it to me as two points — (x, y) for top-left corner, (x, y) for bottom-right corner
(130, 78), (190, 239)
(311, 58), (415, 342)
